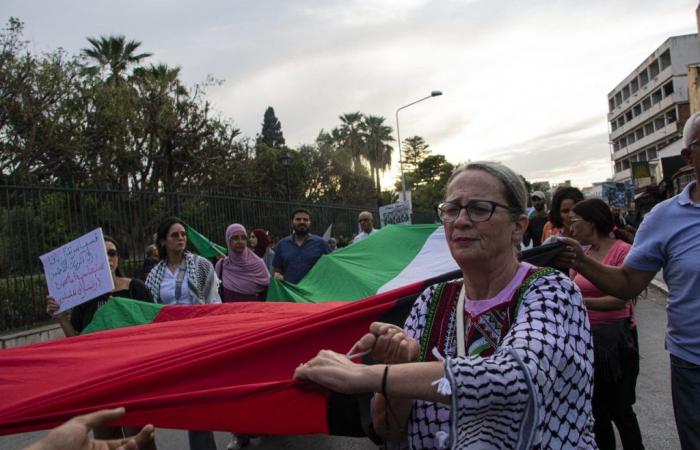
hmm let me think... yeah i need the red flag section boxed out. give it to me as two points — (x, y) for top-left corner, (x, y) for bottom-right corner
(0, 282), (424, 436)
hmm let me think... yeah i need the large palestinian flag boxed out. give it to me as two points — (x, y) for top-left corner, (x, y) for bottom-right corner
(0, 221), (565, 437)
(0, 282), (434, 437)
(267, 224), (459, 302)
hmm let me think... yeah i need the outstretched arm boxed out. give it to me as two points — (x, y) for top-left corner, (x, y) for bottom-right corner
(556, 237), (655, 299)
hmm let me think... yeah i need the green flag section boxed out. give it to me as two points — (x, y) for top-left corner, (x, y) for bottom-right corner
(83, 297), (164, 334)
(266, 224), (459, 303)
(186, 225), (227, 258)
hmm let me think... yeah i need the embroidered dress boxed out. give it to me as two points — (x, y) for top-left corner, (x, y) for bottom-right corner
(404, 263), (596, 449)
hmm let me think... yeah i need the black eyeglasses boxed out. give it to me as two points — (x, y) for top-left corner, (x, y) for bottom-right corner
(107, 249), (118, 257)
(437, 200), (519, 223)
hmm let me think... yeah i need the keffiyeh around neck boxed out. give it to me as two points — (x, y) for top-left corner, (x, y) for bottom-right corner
(220, 224), (270, 294)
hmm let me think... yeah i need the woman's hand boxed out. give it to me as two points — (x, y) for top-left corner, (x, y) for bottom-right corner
(351, 322), (420, 364)
(554, 237), (586, 270)
(294, 350), (378, 394)
(46, 296), (68, 319)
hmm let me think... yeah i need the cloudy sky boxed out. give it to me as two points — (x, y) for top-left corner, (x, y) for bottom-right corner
(4, 0), (698, 187)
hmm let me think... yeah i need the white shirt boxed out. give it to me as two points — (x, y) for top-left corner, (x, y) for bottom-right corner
(352, 228), (377, 244)
(159, 267), (194, 305)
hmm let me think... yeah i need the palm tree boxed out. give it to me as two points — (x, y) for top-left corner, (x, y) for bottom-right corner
(336, 112), (366, 173)
(363, 115), (393, 196)
(82, 35), (152, 83)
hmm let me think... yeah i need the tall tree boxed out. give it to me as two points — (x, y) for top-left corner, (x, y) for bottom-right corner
(260, 106), (285, 148)
(336, 112), (366, 174)
(402, 135), (430, 172)
(82, 35), (151, 83)
(363, 115), (393, 196)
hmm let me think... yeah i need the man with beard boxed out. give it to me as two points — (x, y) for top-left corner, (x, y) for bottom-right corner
(272, 208), (331, 284)
(523, 191), (548, 248)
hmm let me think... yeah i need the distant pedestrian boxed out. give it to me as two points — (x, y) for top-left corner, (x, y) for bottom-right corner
(352, 211), (377, 244)
(557, 111), (700, 449)
(569, 198), (643, 450)
(272, 209), (330, 284)
(541, 186), (584, 244)
(137, 244), (160, 281)
(523, 190), (548, 247)
(249, 228), (275, 272)
(328, 237), (338, 251)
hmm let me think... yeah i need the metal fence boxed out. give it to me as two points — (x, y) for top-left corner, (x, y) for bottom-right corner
(0, 185), (437, 332)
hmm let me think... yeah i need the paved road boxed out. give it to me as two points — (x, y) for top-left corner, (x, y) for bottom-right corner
(1, 287), (678, 449)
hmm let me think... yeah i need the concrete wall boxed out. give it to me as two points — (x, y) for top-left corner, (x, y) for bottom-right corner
(0, 323), (63, 349)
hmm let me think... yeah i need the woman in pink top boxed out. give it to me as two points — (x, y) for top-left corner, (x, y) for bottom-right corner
(569, 198), (643, 450)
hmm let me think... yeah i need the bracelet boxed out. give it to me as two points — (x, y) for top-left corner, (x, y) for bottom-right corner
(381, 364), (389, 397)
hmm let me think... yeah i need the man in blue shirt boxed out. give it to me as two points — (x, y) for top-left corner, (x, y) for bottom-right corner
(558, 111), (700, 449)
(272, 208), (330, 284)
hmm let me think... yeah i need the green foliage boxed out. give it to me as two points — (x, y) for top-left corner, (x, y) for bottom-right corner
(402, 135), (430, 172)
(260, 106), (285, 148)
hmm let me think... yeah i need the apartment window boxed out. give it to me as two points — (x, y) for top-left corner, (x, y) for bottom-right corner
(660, 49), (671, 70)
(611, 121), (618, 131)
(631, 79), (639, 93)
(616, 92), (623, 105)
(645, 122), (654, 135)
(642, 97), (651, 111)
(638, 151), (647, 161)
(613, 141), (620, 151)
(622, 159), (630, 170)
(655, 116), (666, 130)
(609, 98), (616, 112)
(628, 133), (636, 144)
(636, 128), (644, 140)
(640, 71), (649, 87)
(663, 81), (674, 97)
(649, 59), (660, 78)
(626, 110), (634, 121)
(648, 148), (657, 160)
(622, 85), (630, 100)
(615, 161), (623, 173)
(666, 109), (677, 123)
(633, 104), (642, 117)
(651, 89), (662, 104)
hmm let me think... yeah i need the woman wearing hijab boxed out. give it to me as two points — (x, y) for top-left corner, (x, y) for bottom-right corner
(215, 224), (270, 302)
(249, 228), (275, 273)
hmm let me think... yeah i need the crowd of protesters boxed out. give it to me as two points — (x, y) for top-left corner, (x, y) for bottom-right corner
(32, 111), (700, 450)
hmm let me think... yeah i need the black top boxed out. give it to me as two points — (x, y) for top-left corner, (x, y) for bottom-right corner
(524, 211), (548, 247)
(70, 278), (153, 333)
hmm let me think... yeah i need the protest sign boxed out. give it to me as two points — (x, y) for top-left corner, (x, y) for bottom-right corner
(40, 228), (114, 314)
(379, 202), (412, 227)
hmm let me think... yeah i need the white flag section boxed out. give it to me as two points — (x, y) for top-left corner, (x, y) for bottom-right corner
(40, 228), (114, 314)
(377, 225), (459, 293)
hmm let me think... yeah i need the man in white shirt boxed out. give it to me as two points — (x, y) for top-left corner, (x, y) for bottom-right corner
(352, 211), (377, 244)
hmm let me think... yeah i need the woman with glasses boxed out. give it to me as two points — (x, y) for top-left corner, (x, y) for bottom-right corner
(46, 236), (152, 337)
(294, 162), (595, 449)
(569, 199), (643, 450)
(145, 217), (221, 305)
(144, 217), (220, 450)
(215, 223), (270, 302)
(45, 235), (153, 444)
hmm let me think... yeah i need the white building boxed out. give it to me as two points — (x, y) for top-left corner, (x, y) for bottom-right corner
(607, 34), (700, 183)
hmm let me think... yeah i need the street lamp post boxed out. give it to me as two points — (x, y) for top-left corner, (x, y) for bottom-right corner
(278, 149), (292, 219)
(277, 149), (291, 202)
(395, 90), (443, 201)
